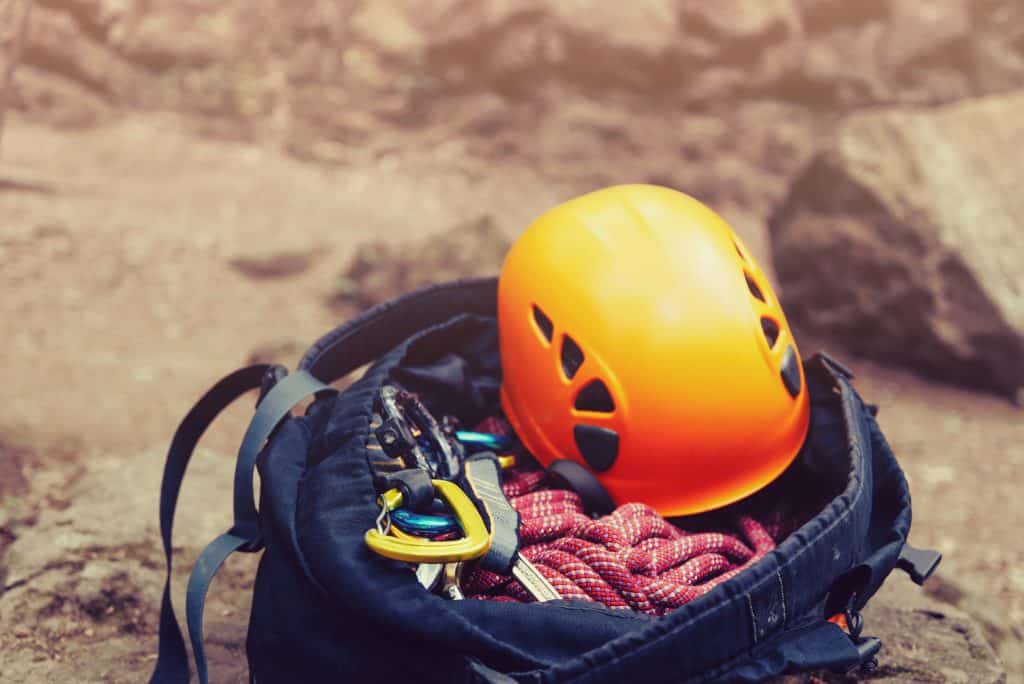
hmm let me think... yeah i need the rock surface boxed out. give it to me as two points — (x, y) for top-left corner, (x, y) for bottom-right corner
(13, 1), (1024, 133)
(331, 214), (510, 309)
(926, 573), (1024, 680)
(0, 448), (254, 684)
(856, 576), (1007, 683)
(770, 93), (1024, 397)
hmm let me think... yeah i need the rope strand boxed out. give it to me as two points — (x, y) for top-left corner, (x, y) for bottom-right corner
(463, 418), (786, 616)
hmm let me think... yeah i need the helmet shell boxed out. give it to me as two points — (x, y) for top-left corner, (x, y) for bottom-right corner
(498, 184), (810, 516)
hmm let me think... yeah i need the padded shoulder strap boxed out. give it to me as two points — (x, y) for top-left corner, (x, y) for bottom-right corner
(300, 278), (497, 383)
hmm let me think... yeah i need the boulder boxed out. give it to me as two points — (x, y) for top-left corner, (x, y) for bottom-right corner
(770, 93), (1024, 397)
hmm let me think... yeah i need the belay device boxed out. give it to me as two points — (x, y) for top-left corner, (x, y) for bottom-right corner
(148, 278), (940, 683)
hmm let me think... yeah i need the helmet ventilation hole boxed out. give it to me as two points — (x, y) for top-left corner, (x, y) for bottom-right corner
(745, 272), (765, 302)
(573, 425), (619, 472)
(532, 305), (554, 343)
(575, 379), (615, 413)
(560, 335), (585, 380)
(761, 317), (780, 349)
(734, 239), (748, 263)
(780, 345), (802, 397)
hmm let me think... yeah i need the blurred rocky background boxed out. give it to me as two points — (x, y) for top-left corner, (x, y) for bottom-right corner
(1, 1), (1022, 682)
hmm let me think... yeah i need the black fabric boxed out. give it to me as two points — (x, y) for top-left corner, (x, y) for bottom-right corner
(153, 280), (919, 684)
(299, 278), (498, 383)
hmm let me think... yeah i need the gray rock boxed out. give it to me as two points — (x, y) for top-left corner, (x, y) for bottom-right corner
(2, 449), (232, 592)
(858, 576), (1007, 683)
(0, 447), (238, 672)
(925, 574), (1024, 681)
(881, 0), (971, 72)
(0, 445), (255, 682)
(330, 214), (511, 310)
(770, 93), (1024, 397)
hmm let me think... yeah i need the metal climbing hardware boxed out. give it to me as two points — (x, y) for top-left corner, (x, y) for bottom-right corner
(374, 385), (464, 479)
(456, 430), (514, 453)
(440, 561), (467, 601)
(365, 386), (555, 602)
(416, 562), (444, 592)
(461, 453), (561, 602)
(364, 480), (491, 563)
(391, 508), (462, 536)
(389, 457), (516, 536)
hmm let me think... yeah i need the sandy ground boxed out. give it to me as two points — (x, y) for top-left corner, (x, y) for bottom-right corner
(1, 112), (1021, 680)
(0, 112), (568, 454)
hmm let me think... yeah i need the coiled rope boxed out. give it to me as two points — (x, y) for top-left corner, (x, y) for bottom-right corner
(463, 419), (787, 616)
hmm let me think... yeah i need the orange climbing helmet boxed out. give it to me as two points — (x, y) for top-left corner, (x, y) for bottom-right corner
(498, 184), (810, 516)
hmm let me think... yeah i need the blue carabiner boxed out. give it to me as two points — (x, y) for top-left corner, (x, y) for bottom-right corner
(391, 507), (460, 536)
(455, 430), (512, 453)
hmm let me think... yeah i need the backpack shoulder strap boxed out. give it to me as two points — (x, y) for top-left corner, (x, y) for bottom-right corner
(150, 368), (336, 684)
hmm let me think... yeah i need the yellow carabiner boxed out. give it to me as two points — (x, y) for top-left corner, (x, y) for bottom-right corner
(364, 480), (491, 563)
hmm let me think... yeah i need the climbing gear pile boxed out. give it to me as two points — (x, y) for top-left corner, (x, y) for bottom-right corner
(362, 382), (816, 613)
(365, 386), (562, 603)
(499, 185), (811, 516)
(149, 190), (940, 681)
(391, 415), (808, 614)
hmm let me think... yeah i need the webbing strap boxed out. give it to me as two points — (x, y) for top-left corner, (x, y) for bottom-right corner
(149, 368), (336, 684)
(186, 531), (252, 683)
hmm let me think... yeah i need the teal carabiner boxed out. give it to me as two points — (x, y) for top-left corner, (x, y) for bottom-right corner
(455, 430), (512, 452)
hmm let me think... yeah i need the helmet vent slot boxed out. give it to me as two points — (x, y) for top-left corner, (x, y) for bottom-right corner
(573, 425), (619, 472)
(532, 305), (554, 343)
(560, 335), (585, 380)
(575, 379), (615, 413)
(780, 345), (802, 397)
(761, 317), (780, 349)
(734, 239), (748, 263)
(745, 272), (765, 302)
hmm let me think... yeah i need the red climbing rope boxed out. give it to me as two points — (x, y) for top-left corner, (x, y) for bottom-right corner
(463, 418), (791, 616)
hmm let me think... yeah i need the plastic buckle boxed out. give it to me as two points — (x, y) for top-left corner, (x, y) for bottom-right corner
(257, 364), (289, 406)
(380, 468), (435, 512)
(897, 543), (943, 585)
(850, 636), (882, 673)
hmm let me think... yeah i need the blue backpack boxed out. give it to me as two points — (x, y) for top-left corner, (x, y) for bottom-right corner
(148, 278), (940, 683)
